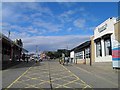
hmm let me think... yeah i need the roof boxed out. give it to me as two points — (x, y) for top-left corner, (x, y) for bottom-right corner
(1, 32), (28, 53)
(70, 40), (91, 53)
(0, 32), (13, 43)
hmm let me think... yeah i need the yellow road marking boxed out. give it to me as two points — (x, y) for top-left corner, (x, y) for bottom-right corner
(24, 84), (39, 88)
(53, 83), (69, 88)
(15, 78), (31, 83)
(31, 78), (38, 79)
(61, 64), (92, 88)
(23, 75), (50, 83)
(74, 65), (118, 87)
(62, 79), (79, 87)
(51, 71), (70, 76)
(51, 75), (73, 81)
(61, 65), (81, 80)
(6, 64), (35, 88)
(38, 80), (50, 85)
(62, 85), (70, 88)
(55, 84), (71, 88)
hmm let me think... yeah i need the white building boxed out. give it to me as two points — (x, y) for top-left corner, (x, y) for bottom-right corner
(94, 17), (117, 62)
(70, 51), (75, 59)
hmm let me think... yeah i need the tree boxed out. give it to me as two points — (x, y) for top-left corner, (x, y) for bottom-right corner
(46, 51), (54, 59)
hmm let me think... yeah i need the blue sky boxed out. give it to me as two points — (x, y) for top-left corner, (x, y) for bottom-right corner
(2, 2), (118, 53)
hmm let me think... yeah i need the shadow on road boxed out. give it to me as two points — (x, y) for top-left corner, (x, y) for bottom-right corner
(2, 61), (45, 70)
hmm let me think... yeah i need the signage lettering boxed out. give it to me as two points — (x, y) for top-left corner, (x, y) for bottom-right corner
(98, 24), (107, 33)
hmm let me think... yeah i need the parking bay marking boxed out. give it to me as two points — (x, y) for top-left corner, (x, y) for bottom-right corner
(6, 64), (35, 88)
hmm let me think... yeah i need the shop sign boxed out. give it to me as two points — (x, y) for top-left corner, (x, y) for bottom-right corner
(98, 24), (107, 33)
(112, 39), (120, 68)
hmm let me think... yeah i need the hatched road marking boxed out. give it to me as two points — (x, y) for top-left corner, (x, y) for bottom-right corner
(5, 61), (93, 89)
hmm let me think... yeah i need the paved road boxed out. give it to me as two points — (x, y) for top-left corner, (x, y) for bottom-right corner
(2, 60), (119, 89)
(2, 61), (35, 88)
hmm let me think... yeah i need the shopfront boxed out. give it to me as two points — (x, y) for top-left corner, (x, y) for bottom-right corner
(70, 41), (91, 64)
(94, 17), (117, 62)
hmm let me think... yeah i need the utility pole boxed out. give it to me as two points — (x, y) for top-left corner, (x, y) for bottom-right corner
(36, 45), (38, 56)
(66, 45), (68, 57)
(8, 30), (10, 38)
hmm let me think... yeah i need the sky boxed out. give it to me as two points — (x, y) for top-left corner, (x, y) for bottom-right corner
(1, 2), (118, 53)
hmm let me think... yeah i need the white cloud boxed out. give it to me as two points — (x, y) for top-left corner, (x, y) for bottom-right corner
(67, 27), (72, 32)
(33, 21), (62, 33)
(22, 35), (90, 52)
(1, 27), (90, 52)
(73, 18), (86, 29)
(1, 2), (95, 53)
(2, 23), (45, 38)
(2, 3), (61, 33)
(2, 2), (53, 22)
(58, 2), (77, 8)
(1, 28), (91, 52)
(59, 10), (75, 23)
(61, 10), (74, 17)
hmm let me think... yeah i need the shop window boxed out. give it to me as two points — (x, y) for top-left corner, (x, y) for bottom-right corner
(75, 51), (83, 59)
(79, 51), (83, 59)
(96, 42), (102, 57)
(104, 39), (112, 56)
(85, 48), (90, 58)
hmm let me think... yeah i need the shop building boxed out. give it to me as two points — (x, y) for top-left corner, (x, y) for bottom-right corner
(93, 17), (117, 62)
(0, 33), (28, 69)
(70, 41), (91, 64)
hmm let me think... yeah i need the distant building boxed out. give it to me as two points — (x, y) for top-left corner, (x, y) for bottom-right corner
(40, 52), (46, 59)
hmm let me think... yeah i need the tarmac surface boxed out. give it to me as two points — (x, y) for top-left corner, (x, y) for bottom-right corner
(2, 59), (120, 89)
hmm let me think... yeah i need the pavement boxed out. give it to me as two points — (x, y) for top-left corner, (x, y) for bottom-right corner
(66, 62), (119, 88)
(2, 59), (120, 89)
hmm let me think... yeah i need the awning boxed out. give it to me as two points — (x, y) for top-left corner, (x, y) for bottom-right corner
(70, 41), (91, 53)
(94, 33), (112, 42)
(22, 48), (28, 53)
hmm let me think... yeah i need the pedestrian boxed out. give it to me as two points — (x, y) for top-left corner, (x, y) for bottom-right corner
(22, 53), (25, 62)
(26, 55), (28, 63)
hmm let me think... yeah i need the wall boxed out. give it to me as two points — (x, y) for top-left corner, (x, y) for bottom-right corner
(114, 20), (120, 43)
(94, 17), (116, 40)
(90, 36), (95, 63)
(70, 51), (74, 58)
(112, 20), (120, 68)
(76, 59), (84, 64)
